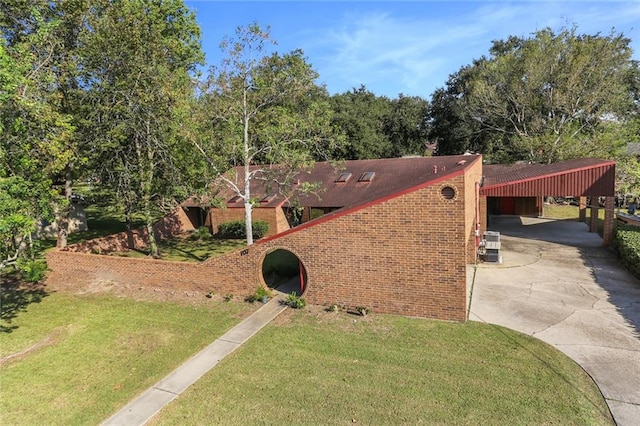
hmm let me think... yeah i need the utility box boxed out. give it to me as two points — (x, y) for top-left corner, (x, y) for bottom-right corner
(482, 231), (501, 262)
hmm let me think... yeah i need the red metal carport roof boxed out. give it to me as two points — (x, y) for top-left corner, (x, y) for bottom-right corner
(481, 158), (615, 197)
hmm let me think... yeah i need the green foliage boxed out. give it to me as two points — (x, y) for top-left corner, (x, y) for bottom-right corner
(284, 292), (306, 309)
(329, 85), (393, 159)
(217, 220), (269, 240)
(614, 225), (640, 280)
(83, 0), (204, 257)
(189, 226), (212, 241)
(196, 23), (343, 245)
(15, 260), (47, 283)
(329, 86), (430, 159)
(430, 26), (638, 164)
(245, 285), (272, 303)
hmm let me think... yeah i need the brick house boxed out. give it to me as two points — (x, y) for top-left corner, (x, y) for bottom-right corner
(179, 154), (485, 321)
(47, 155), (615, 322)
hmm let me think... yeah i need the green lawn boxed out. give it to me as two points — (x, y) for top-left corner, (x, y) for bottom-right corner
(1, 293), (613, 425)
(36, 186), (246, 262)
(543, 203), (606, 220)
(111, 234), (246, 262)
(0, 291), (255, 425)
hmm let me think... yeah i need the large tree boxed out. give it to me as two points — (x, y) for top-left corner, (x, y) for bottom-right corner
(329, 86), (393, 159)
(196, 23), (341, 245)
(0, 21), (70, 271)
(430, 27), (638, 164)
(84, 0), (203, 257)
(384, 94), (430, 157)
(1, 0), (91, 249)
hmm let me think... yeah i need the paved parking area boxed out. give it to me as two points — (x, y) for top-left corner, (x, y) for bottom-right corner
(469, 217), (640, 426)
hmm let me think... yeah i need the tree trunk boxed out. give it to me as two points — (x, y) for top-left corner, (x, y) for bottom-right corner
(146, 218), (159, 258)
(242, 88), (254, 246)
(56, 162), (74, 249)
(244, 162), (254, 246)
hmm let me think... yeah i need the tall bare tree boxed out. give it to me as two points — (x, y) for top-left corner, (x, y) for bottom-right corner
(196, 23), (341, 245)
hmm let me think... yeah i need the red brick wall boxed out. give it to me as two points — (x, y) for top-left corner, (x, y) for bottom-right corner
(65, 208), (194, 254)
(46, 248), (258, 297)
(250, 168), (476, 321)
(47, 169), (477, 321)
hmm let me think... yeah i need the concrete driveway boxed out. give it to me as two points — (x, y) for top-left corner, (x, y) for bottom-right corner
(469, 216), (640, 426)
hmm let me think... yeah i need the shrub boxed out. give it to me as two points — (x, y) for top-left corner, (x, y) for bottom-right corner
(614, 225), (640, 280)
(189, 227), (211, 241)
(217, 220), (269, 240)
(284, 292), (306, 309)
(17, 260), (47, 283)
(246, 286), (272, 303)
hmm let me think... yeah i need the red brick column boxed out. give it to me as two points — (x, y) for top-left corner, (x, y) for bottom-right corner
(603, 196), (614, 246)
(579, 196), (587, 222)
(589, 197), (599, 233)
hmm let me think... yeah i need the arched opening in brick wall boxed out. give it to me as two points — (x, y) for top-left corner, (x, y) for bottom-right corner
(260, 249), (307, 295)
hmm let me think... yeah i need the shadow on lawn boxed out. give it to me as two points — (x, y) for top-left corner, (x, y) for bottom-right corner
(1, 274), (49, 333)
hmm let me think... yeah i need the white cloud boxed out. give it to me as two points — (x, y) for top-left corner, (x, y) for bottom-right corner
(311, 11), (489, 96)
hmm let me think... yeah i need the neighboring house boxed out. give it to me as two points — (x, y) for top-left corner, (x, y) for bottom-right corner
(48, 155), (616, 322)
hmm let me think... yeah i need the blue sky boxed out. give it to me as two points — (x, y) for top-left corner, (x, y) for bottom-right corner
(185, 1), (640, 99)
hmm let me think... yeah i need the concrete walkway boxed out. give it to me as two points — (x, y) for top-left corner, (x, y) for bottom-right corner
(101, 294), (288, 426)
(470, 217), (640, 426)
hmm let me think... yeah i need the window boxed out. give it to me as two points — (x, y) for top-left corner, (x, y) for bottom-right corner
(358, 172), (375, 182)
(335, 172), (352, 183)
(441, 186), (456, 200)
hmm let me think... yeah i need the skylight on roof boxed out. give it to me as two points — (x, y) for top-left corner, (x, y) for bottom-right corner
(358, 172), (375, 182)
(335, 172), (352, 183)
(260, 194), (276, 203)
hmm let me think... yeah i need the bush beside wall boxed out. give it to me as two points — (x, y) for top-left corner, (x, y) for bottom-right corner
(217, 220), (269, 240)
(615, 224), (640, 280)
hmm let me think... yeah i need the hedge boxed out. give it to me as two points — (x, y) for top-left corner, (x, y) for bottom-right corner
(614, 224), (640, 280)
(217, 220), (269, 240)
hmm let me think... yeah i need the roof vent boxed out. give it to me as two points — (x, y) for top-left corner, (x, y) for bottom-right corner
(456, 160), (467, 166)
(358, 172), (375, 182)
(335, 172), (352, 183)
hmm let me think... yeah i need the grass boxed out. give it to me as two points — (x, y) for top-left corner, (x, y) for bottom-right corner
(1, 295), (612, 425)
(0, 291), (255, 425)
(35, 185), (245, 262)
(543, 203), (609, 235)
(148, 309), (612, 425)
(543, 203), (606, 220)
(111, 235), (246, 262)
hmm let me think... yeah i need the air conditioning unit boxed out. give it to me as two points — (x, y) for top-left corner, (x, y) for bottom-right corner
(482, 231), (501, 262)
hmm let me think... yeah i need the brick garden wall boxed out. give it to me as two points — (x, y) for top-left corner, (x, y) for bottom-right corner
(64, 208), (195, 254)
(47, 166), (479, 321)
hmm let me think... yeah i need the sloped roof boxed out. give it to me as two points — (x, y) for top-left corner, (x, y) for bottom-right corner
(293, 155), (478, 209)
(482, 158), (615, 197)
(184, 155), (481, 211)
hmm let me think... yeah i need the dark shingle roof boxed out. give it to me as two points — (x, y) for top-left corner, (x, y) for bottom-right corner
(185, 155), (481, 211)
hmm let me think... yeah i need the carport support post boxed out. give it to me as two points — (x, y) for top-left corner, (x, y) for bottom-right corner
(603, 196), (614, 246)
(589, 197), (598, 233)
(579, 196), (587, 223)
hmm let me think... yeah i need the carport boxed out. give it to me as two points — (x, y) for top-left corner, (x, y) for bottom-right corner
(480, 158), (616, 245)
